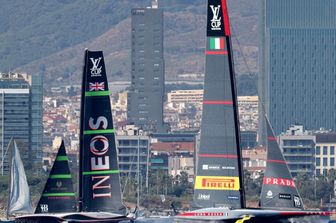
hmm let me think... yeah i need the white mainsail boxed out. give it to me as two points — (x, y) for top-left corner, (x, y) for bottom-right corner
(7, 139), (33, 216)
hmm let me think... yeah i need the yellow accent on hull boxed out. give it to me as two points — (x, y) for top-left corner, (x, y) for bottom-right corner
(235, 215), (251, 223)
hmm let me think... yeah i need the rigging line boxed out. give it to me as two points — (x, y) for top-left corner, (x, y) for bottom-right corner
(230, 22), (267, 117)
(121, 151), (137, 196)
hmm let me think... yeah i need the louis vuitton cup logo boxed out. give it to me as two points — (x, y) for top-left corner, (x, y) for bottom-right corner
(90, 57), (102, 77)
(210, 5), (221, 31)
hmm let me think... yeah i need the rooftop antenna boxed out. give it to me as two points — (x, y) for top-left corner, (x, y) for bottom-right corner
(152, 0), (158, 8)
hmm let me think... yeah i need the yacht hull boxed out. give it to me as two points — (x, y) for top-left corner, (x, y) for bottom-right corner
(175, 207), (330, 222)
(16, 212), (131, 223)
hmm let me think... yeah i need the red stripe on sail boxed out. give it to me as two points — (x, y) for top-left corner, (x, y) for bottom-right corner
(268, 159), (286, 164)
(205, 51), (228, 55)
(221, 0), (231, 36)
(268, 136), (277, 141)
(280, 212), (306, 216)
(199, 154), (238, 158)
(203, 100), (233, 105)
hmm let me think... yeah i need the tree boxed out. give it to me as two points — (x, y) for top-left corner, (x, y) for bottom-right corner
(244, 171), (262, 201)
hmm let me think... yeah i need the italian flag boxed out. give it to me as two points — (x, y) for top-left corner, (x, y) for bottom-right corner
(210, 37), (225, 50)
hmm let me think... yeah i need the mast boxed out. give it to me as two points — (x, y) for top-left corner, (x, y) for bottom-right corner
(6, 139), (13, 220)
(193, 0), (245, 209)
(78, 49), (88, 212)
(137, 137), (140, 209)
(223, 1), (245, 208)
(1, 92), (4, 176)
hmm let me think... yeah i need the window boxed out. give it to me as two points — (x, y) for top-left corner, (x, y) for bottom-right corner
(316, 169), (320, 176)
(139, 96), (148, 100)
(120, 140), (130, 146)
(140, 140), (148, 146)
(331, 146), (335, 155)
(331, 158), (335, 167)
(323, 158), (328, 167)
(316, 158), (321, 166)
(323, 146), (328, 155)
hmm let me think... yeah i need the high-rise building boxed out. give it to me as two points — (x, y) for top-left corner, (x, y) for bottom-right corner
(0, 73), (43, 175)
(127, 0), (168, 133)
(259, 0), (336, 144)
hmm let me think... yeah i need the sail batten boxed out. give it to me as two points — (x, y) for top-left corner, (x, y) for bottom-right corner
(83, 129), (115, 135)
(193, 0), (244, 209)
(48, 174), (72, 179)
(85, 91), (110, 97)
(79, 50), (125, 214)
(260, 117), (303, 210)
(82, 170), (119, 175)
(41, 193), (76, 197)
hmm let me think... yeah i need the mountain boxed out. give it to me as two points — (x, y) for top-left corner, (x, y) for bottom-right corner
(0, 0), (148, 70)
(0, 0), (258, 86)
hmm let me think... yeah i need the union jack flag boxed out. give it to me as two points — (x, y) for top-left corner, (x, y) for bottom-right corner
(89, 82), (104, 91)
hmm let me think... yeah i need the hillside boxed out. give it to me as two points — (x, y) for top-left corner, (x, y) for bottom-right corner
(0, 0), (259, 86)
(0, 0), (148, 70)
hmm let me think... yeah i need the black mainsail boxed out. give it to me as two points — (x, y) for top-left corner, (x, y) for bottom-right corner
(193, 0), (245, 209)
(79, 50), (125, 214)
(260, 117), (303, 209)
(35, 140), (76, 214)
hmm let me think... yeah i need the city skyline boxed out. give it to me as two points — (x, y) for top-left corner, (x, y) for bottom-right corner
(2, 0), (336, 217)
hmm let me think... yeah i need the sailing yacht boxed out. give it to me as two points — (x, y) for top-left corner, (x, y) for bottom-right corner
(2, 139), (33, 221)
(174, 0), (330, 222)
(17, 50), (131, 223)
